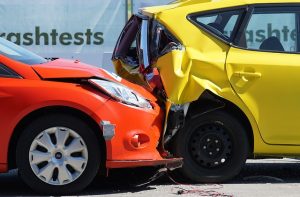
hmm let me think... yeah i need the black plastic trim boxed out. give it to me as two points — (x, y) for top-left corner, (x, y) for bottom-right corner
(0, 63), (22, 79)
(187, 5), (249, 45)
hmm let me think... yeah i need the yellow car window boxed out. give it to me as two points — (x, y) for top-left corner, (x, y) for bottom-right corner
(189, 9), (245, 42)
(237, 7), (298, 53)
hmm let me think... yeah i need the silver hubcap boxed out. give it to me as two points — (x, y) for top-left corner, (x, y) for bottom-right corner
(29, 127), (88, 185)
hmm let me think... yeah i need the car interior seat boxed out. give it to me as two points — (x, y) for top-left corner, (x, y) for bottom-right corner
(259, 36), (285, 52)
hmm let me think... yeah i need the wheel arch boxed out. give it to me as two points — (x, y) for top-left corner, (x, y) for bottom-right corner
(8, 106), (106, 172)
(187, 90), (254, 156)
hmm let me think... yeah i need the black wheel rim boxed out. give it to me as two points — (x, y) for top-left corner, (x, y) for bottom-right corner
(189, 122), (233, 169)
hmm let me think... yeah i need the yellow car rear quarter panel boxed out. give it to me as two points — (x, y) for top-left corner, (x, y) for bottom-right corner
(151, 0), (300, 156)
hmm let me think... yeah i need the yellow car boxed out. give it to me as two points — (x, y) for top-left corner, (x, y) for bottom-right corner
(112, 0), (300, 182)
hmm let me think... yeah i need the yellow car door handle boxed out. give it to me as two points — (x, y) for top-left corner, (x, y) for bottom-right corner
(233, 72), (261, 78)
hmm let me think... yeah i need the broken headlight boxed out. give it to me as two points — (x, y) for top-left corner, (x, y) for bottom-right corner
(89, 79), (153, 109)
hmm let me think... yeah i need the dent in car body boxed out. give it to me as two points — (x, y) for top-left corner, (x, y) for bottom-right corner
(113, 1), (297, 155)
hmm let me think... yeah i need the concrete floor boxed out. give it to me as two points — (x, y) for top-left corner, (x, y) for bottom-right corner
(1, 159), (300, 196)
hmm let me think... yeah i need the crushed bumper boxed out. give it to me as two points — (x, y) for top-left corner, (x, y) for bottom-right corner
(106, 157), (183, 170)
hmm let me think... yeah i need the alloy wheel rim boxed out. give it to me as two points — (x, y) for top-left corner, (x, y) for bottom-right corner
(189, 122), (232, 168)
(29, 127), (88, 185)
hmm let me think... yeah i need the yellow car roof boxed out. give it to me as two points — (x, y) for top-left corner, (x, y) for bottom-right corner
(141, 0), (300, 16)
(172, 0), (300, 5)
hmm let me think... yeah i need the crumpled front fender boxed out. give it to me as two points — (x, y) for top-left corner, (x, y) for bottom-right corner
(155, 47), (229, 104)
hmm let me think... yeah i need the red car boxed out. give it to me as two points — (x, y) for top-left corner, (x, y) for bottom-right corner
(0, 38), (181, 194)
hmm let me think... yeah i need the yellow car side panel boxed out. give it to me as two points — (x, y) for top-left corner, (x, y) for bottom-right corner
(153, 8), (231, 104)
(155, 46), (271, 155)
(147, 0), (300, 155)
(227, 47), (300, 145)
(156, 47), (228, 104)
(150, 12), (265, 155)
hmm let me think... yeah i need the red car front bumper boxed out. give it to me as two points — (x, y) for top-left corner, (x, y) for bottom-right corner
(91, 98), (182, 170)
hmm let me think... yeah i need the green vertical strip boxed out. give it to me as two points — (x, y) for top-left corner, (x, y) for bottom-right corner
(128, 0), (133, 19)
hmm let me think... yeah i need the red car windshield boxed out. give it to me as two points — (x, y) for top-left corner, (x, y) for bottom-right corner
(0, 37), (47, 65)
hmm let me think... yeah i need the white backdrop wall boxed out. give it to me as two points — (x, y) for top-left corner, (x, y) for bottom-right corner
(0, 0), (126, 71)
(0, 0), (170, 72)
(132, 0), (172, 14)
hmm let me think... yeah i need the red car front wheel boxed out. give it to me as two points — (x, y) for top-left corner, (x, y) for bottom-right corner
(16, 113), (101, 195)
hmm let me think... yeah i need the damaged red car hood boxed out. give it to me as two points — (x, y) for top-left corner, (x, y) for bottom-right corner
(32, 59), (157, 101)
(33, 59), (113, 79)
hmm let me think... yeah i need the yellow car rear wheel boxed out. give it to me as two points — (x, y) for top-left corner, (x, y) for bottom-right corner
(173, 110), (249, 183)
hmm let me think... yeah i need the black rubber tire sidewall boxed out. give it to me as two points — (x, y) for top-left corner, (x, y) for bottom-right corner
(16, 114), (101, 195)
(173, 110), (249, 183)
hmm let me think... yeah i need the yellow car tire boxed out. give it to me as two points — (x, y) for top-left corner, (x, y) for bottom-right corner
(173, 110), (249, 183)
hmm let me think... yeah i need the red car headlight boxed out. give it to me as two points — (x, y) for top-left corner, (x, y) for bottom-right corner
(89, 79), (153, 109)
